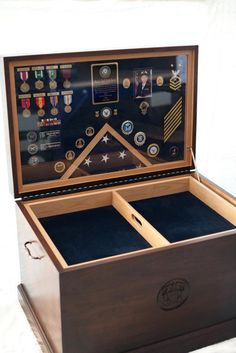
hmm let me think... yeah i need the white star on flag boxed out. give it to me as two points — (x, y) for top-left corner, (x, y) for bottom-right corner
(118, 150), (126, 159)
(101, 134), (110, 144)
(84, 157), (92, 167)
(101, 154), (109, 163)
(136, 164), (142, 169)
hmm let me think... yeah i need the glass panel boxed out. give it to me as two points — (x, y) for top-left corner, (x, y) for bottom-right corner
(14, 54), (187, 184)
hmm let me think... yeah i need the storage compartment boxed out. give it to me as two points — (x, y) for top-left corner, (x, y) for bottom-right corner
(40, 206), (152, 265)
(24, 175), (236, 269)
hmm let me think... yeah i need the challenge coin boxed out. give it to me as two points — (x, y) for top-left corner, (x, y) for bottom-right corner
(28, 144), (39, 155)
(121, 120), (134, 135)
(75, 138), (85, 149)
(65, 150), (75, 161)
(101, 107), (112, 119)
(147, 143), (160, 157)
(139, 101), (149, 115)
(134, 132), (146, 146)
(28, 156), (39, 167)
(85, 126), (95, 137)
(54, 161), (66, 173)
(27, 131), (37, 143)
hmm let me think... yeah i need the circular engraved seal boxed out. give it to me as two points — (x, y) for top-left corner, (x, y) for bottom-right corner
(157, 278), (190, 310)
(99, 65), (111, 79)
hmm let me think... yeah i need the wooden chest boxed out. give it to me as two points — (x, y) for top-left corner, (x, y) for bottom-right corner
(3, 46), (236, 353)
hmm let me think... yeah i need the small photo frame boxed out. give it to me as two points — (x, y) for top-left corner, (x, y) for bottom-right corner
(134, 68), (152, 99)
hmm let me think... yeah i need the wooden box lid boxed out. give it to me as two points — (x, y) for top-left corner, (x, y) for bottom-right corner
(4, 46), (198, 198)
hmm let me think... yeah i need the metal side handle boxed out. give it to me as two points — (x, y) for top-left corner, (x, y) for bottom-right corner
(24, 241), (44, 260)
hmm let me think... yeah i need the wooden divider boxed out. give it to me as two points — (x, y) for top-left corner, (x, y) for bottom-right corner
(112, 191), (169, 248)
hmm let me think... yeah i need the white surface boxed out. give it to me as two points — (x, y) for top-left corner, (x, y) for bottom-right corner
(0, 1), (235, 353)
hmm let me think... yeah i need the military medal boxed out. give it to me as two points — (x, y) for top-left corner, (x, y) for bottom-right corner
(64, 94), (72, 113)
(21, 98), (31, 118)
(36, 96), (45, 117)
(48, 69), (57, 89)
(134, 132), (146, 146)
(139, 101), (149, 116)
(20, 71), (30, 93)
(62, 69), (72, 89)
(50, 95), (59, 116)
(34, 70), (44, 90)
(121, 120), (134, 135)
(147, 144), (160, 157)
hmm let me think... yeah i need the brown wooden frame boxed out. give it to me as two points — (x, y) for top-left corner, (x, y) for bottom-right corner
(4, 46), (198, 197)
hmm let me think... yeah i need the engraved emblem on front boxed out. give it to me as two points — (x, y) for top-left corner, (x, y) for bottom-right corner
(157, 279), (190, 310)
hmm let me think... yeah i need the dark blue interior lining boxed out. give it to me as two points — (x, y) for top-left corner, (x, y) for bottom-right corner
(130, 192), (235, 243)
(40, 206), (151, 266)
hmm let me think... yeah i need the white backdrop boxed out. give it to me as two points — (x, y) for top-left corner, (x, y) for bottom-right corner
(0, 1), (235, 352)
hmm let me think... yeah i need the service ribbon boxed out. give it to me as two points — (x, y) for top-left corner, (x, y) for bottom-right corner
(21, 98), (30, 108)
(64, 94), (72, 105)
(35, 70), (44, 80)
(36, 97), (45, 109)
(20, 71), (29, 81)
(48, 69), (57, 80)
(50, 95), (58, 107)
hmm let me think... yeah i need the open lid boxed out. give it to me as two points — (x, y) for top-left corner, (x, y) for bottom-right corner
(4, 46), (198, 198)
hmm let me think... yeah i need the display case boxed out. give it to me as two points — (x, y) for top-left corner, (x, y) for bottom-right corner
(4, 46), (236, 353)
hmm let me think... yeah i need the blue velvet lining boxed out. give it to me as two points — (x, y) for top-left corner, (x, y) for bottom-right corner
(40, 206), (151, 265)
(131, 192), (235, 243)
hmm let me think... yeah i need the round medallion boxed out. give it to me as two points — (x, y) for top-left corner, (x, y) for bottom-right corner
(157, 279), (190, 311)
(85, 126), (95, 137)
(65, 150), (75, 161)
(35, 80), (44, 90)
(75, 138), (85, 149)
(121, 120), (134, 135)
(99, 65), (111, 79)
(63, 79), (71, 89)
(28, 156), (39, 167)
(20, 82), (30, 93)
(22, 108), (31, 118)
(27, 131), (37, 143)
(147, 144), (160, 157)
(123, 78), (131, 89)
(49, 80), (57, 89)
(169, 146), (179, 158)
(156, 76), (164, 86)
(37, 108), (45, 117)
(101, 107), (112, 119)
(64, 105), (72, 113)
(28, 144), (39, 155)
(51, 107), (59, 116)
(134, 132), (146, 146)
(54, 161), (66, 173)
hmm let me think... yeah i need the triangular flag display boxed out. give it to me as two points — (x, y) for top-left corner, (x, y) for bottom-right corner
(61, 124), (151, 180)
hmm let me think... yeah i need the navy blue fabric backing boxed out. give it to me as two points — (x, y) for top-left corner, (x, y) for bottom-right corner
(131, 192), (235, 243)
(40, 206), (151, 265)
